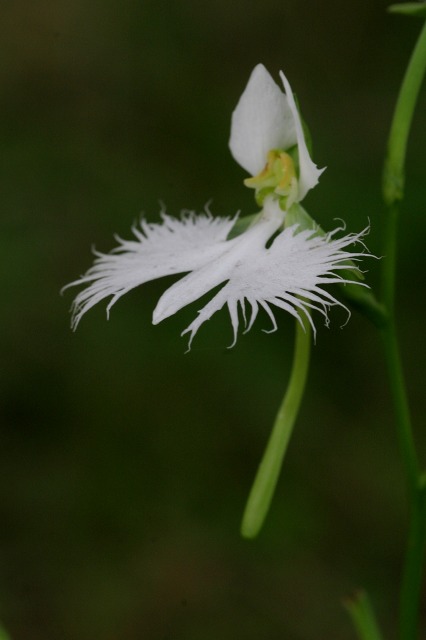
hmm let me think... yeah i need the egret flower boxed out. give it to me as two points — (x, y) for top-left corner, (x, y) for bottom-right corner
(66, 64), (369, 348)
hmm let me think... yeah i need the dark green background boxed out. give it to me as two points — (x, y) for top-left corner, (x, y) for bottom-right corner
(1, 1), (425, 638)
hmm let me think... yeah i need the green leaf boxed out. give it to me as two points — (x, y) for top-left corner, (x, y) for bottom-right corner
(389, 2), (426, 18)
(344, 591), (384, 640)
(0, 624), (12, 640)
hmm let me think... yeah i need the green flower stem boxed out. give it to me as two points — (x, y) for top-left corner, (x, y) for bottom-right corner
(381, 17), (426, 640)
(398, 483), (426, 640)
(380, 304), (423, 640)
(383, 18), (426, 205)
(381, 208), (419, 494)
(241, 317), (311, 539)
(380, 304), (424, 640)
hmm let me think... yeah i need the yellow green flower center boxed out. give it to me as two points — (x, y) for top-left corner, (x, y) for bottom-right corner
(244, 149), (298, 209)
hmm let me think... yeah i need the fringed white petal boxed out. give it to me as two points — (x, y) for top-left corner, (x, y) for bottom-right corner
(229, 64), (297, 176)
(180, 221), (370, 349)
(153, 198), (284, 324)
(279, 71), (325, 200)
(66, 199), (371, 351)
(65, 209), (237, 329)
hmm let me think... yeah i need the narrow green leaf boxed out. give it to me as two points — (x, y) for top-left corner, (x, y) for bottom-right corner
(344, 591), (384, 640)
(389, 3), (426, 18)
(0, 625), (12, 640)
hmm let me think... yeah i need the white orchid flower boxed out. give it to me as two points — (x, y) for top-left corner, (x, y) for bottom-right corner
(229, 64), (324, 205)
(66, 64), (369, 348)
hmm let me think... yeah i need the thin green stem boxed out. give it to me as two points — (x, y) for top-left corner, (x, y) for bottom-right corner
(380, 17), (426, 640)
(399, 487), (426, 640)
(380, 307), (424, 640)
(383, 19), (426, 204)
(380, 316), (419, 495)
(381, 206), (419, 494)
(241, 318), (311, 539)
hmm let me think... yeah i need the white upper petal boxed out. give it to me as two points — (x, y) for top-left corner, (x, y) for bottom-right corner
(229, 64), (297, 176)
(279, 71), (325, 200)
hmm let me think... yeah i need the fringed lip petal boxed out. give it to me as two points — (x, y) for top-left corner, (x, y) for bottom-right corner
(65, 210), (236, 330)
(66, 199), (371, 349)
(153, 199), (284, 325)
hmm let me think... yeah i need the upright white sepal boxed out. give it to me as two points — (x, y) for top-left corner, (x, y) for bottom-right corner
(229, 64), (297, 176)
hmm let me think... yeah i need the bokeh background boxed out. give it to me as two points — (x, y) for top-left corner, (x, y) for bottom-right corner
(1, 1), (426, 638)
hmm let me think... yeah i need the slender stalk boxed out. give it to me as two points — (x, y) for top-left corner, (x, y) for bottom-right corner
(241, 318), (311, 539)
(381, 244), (424, 640)
(381, 18), (426, 640)
(381, 206), (419, 494)
(383, 18), (426, 206)
(399, 486), (426, 640)
(380, 282), (424, 639)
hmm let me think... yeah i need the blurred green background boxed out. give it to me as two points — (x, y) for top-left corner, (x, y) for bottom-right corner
(1, 1), (426, 638)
